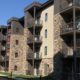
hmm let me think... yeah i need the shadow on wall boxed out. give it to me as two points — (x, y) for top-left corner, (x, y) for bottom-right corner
(0, 52), (66, 80)
(44, 51), (64, 80)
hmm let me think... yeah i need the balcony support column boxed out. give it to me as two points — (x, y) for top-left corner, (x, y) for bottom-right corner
(73, 0), (77, 80)
(33, 6), (36, 76)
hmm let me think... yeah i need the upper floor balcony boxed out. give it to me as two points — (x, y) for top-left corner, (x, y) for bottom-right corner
(60, 0), (80, 13)
(60, 20), (80, 35)
(27, 50), (42, 60)
(0, 35), (7, 42)
(62, 42), (73, 57)
(0, 56), (5, 62)
(62, 72), (80, 80)
(7, 29), (11, 36)
(1, 46), (6, 51)
(6, 44), (10, 49)
(27, 19), (43, 29)
(62, 40), (80, 57)
(27, 35), (42, 44)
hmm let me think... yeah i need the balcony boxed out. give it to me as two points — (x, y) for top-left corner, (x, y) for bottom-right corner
(27, 19), (42, 29)
(62, 72), (80, 80)
(5, 56), (9, 61)
(2, 36), (7, 41)
(35, 20), (43, 28)
(60, 0), (80, 12)
(7, 29), (11, 36)
(27, 52), (42, 60)
(0, 56), (5, 62)
(1, 46), (6, 51)
(61, 21), (80, 35)
(0, 35), (7, 41)
(27, 49), (42, 60)
(27, 35), (42, 44)
(0, 56), (9, 62)
(34, 52), (42, 60)
(62, 42), (73, 57)
(6, 44), (9, 49)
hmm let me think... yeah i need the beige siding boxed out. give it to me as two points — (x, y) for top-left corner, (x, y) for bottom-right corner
(40, 5), (54, 58)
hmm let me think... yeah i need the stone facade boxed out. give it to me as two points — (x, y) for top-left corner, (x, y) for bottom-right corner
(8, 19), (25, 74)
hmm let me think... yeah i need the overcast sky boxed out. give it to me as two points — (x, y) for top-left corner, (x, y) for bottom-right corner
(0, 0), (47, 25)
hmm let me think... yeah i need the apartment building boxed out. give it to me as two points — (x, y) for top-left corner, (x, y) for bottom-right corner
(1, 0), (80, 79)
(0, 0), (54, 76)
(54, 0), (80, 80)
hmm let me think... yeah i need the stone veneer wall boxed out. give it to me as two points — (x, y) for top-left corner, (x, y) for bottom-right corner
(9, 20), (27, 74)
(54, 14), (64, 80)
(39, 59), (53, 76)
(24, 10), (35, 75)
(54, 13), (73, 80)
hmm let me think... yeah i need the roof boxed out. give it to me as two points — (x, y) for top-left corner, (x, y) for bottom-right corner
(40, 0), (54, 10)
(24, 0), (53, 12)
(7, 17), (19, 24)
(24, 2), (42, 12)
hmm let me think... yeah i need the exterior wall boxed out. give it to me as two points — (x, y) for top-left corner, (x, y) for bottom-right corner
(9, 20), (25, 74)
(24, 10), (34, 75)
(53, 11), (73, 80)
(39, 5), (54, 76)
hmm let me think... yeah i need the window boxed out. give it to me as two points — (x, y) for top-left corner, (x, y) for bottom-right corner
(45, 46), (47, 55)
(16, 40), (19, 45)
(45, 29), (47, 38)
(14, 65), (17, 71)
(45, 13), (48, 21)
(15, 52), (18, 58)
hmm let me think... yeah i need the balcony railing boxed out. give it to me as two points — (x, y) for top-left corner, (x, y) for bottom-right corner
(27, 52), (42, 60)
(60, 1), (73, 12)
(27, 35), (42, 44)
(27, 19), (43, 28)
(27, 49), (42, 60)
(0, 56), (5, 62)
(62, 41), (80, 57)
(1, 46), (6, 51)
(62, 42), (73, 57)
(0, 35), (7, 41)
(34, 52), (42, 59)
(0, 56), (9, 62)
(35, 20), (43, 27)
(60, 0), (80, 12)
(6, 44), (10, 49)
(61, 21), (80, 34)
(62, 72), (80, 80)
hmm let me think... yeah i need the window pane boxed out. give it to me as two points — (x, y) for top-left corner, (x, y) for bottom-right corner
(16, 40), (19, 45)
(45, 13), (48, 21)
(15, 53), (18, 58)
(45, 29), (47, 38)
(45, 46), (47, 55)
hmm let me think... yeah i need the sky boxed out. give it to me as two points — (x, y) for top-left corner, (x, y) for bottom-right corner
(0, 0), (47, 25)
